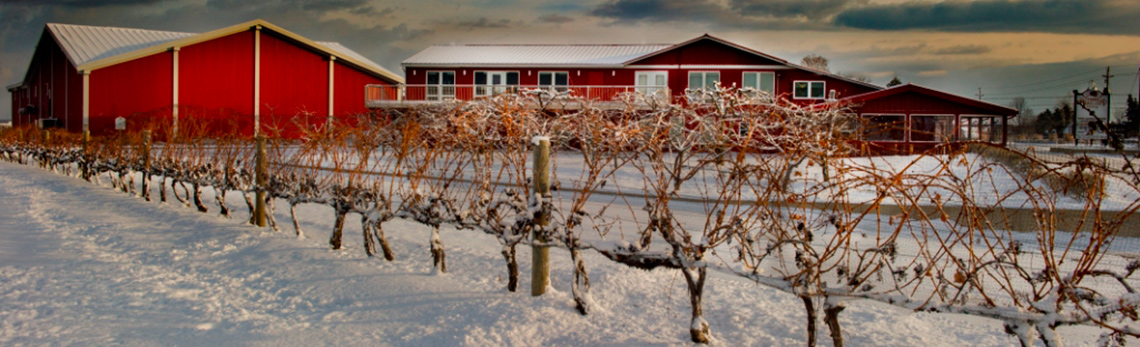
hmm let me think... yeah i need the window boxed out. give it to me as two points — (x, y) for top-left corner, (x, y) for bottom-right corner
(910, 115), (955, 142)
(863, 114), (907, 141)
(793, 81), (825, 99)
(635, 71), (668, 99)
(538, 71), (569, 92)
(426, 71), (455, 101)
(742, 72), (775, 96)
(687, 71), (719, 91)
(474, 71), (520, 97)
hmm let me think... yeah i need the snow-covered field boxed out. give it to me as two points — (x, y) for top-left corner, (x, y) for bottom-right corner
(0, 160), (1125, 346)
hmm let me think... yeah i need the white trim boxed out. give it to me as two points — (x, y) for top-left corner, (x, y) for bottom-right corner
(328, 56), (335, 125)
(537, 71), (569, 86)
(792, 80), (826, 100)
(253, 26), (261, 137)
(628, 64), (792, 70)
(172, 47), (180, 134)
(82, 71), (89, 132)
(687, 70), (719, 91)
(404, 63), (625, 69)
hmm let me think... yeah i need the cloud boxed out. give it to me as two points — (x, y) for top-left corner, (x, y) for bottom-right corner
(730, 0), (867, 20)
(536, 14), (574, 24)
(931, 44), (991, 55)
(2, 0), (168, 7)
(590, 0), (730, 24)
(452, 17), (516, 30)
(833, 0), (1140, 35)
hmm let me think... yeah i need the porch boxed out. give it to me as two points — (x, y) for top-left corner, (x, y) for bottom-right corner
(365, 84), (672, 110)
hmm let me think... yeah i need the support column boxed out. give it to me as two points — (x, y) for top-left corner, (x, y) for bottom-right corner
(253, 25), (261, 137)
(82, 71), (90, 133)
(328, 56), (335, 127)
(172, 47), (180, 137)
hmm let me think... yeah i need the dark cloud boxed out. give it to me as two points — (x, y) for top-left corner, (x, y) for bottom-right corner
(2, 0), (167, 7)
(536, 14), (574, 24)
(833, 0), (1140, 35)
(590, 0), (729, 23)
(730, 0), (867, 20)
(932, 44), (991, 55)
(452, 17), (516, 30)
(297, 0), (370, 12)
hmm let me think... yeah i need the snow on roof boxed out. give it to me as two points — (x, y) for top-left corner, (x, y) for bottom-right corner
(48, 23), (195, 68)
(403, 44), (672, 67)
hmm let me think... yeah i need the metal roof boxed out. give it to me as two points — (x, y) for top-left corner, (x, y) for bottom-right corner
(403, 44), (672, 67)
(35, 21), (399, 82)
(48, 23), (195, 67)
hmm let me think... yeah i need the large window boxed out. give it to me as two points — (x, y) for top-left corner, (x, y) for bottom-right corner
(538, 71), (569, 92)
(635, 71), (668, 99)
(863, 114), (907, 141)
(474, 71), (520, 97)
(688, 71), (720, 90)
(742, 71), (775, 96)
(793, 81), (825, 99)
(910, 115), (955, 142)
(426, 71), (455, 101)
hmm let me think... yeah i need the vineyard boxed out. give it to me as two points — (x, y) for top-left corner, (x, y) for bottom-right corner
(3, 89), (1140, 346)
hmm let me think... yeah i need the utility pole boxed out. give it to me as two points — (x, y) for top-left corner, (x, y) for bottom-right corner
(976, 87), (984, 100)
(1103, 66), (1114, 123)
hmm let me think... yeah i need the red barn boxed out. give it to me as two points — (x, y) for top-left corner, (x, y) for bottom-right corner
(6, 19), (403, 137)
(370, 34), (1015, 152)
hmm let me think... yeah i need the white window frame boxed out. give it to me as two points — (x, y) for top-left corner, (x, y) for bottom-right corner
(742, 71), (775, 96)
(538, 71), (569, 92)
(635, 71), (669, 99)
(474, 70), (520, 97)
(909, 114), (956, 142)
(426, 70), (455, 101)
(687, 71), (720, 91)
(793, 80), (826, 100)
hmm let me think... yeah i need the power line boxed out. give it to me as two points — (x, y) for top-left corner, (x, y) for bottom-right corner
(987, 67), (1103, 90)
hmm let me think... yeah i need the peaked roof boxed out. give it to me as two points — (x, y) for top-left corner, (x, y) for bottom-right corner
(401, 34), (882, 91)
(403, 44), (672, 67)
(834, 83), (1018, 116)
(12, 19), (401, 88)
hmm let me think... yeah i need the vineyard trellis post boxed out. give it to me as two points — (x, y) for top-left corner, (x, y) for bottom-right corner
(142, 130), (152, 201)
(531, 136), (551, 296)
(254, 136), (268, 227)
(81, 130), (90, 180)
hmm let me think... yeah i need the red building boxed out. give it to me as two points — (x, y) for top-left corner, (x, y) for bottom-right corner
(370, 34), (1015, 151)
(7, 19), (403, 137)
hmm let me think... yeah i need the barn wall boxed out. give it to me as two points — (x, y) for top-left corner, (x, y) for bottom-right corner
(630, 39), (785, 66)
(89, 51), (173, 135)
(179, 30), (255, 134)
(334, 61), (384, 118)
(258, 32), (328, 135)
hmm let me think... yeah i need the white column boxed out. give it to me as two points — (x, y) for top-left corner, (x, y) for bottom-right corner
(328, 56), (335, 127)
(253, 25), (261, 137)
(172, 47), (180, 135)
(82, 71), (90, 132)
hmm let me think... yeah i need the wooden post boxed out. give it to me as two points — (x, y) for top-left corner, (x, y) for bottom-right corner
(254, 136), (268, 227)
(81, 130), (90, 180)
(141, 130), (152, 201)
(531, 136), (551, 296)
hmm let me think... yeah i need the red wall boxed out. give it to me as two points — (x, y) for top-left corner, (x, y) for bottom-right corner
(259, 32), (327, 135)
(335, 61), (384, 117)
(89, 51), (173, 135)
(179, 30), (255, 135)
(630, 39), (785, 66)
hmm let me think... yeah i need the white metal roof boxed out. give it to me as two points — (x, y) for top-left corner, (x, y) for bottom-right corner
(48, 23), (195, 67)
(39, 22), (397, 80)
(403, 44), (672, 67)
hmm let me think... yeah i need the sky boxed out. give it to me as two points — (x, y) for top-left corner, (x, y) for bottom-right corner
(2, 0), (1139, 122)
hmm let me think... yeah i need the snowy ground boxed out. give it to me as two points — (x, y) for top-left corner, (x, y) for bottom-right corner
(0, 160), (1120, 346)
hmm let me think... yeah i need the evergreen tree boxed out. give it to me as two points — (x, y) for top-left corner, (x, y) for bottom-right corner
(887, 76), (902, 87)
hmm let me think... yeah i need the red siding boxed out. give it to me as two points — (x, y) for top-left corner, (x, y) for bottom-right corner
(179, 30), (255, 135)
(630, 39), (785, 66)
(66, 60), (83, 133)
(334, 61), (383, 117)
(89, 51), (173, 135)
(259, 32), (327, 135)
(856, 91), (995, 115)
